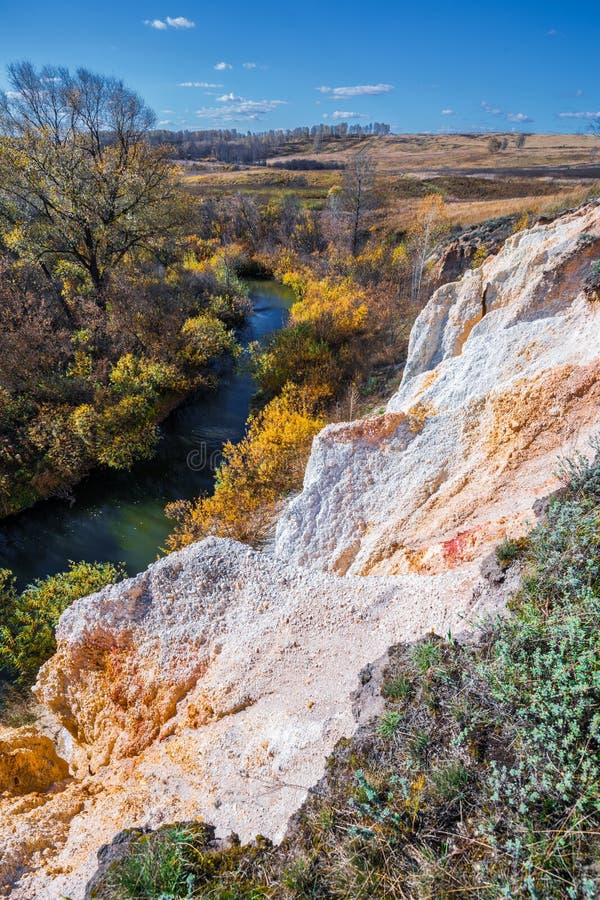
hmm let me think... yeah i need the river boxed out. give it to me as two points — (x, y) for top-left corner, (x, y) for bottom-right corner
(0, 280), (293, 588)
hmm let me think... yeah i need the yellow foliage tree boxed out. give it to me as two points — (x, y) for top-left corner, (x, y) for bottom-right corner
(282, 270), (369, 343)
(167, 384), (325, 547)
(70, 396), (158, 469)
(109, 354), (188, 398)
(407, 193), (450, 302)
(179, 315), (236, 369)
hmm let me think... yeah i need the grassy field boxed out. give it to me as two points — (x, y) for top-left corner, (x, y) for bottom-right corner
(267, 132), (600, 173)
(180, 133), (600, 230)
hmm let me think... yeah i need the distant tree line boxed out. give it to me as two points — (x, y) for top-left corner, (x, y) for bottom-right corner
(147, 122), (391, 164)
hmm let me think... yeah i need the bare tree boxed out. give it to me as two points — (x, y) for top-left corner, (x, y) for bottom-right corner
(321, 185), (345, 249)
(343, 150), (375, 256)
(224, 193), (261, 249)
(407, 194), (450, 303)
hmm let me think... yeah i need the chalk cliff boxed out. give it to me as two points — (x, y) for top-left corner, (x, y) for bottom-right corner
(276, 204), (600, 575)
(1, 203), (599, 899)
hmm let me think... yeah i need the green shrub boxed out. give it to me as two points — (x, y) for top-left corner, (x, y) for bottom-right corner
(495, 535), (530, 567)
(382, 673), (413, 702)
(556, 440), (600, 498)
(377, 711), (402, 739)
(109, 826), (192, 898)
(282, 858), (320, 896)
(99, 824), (271, 899)
(430, 761), (470, 802)
(0, 561), (124, 686)
(411, 638), (442, 673)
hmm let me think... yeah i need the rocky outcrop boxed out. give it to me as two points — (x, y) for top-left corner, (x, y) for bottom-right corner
(1, 203), (599, 899)
(0, 727), (69, 796)
(2, 543), (480, 899)
(437, 214), (520, 282)
(276, 204), (600, 575)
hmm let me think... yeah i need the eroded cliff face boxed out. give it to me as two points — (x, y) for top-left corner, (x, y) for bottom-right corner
(1, 204), (599, 899)
(276, 205), (600, 575)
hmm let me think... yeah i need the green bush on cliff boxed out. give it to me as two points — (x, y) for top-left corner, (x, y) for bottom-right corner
(92, 824), (272, 899)
(88, 447), (600, 899)
(0, 560), (124, 686)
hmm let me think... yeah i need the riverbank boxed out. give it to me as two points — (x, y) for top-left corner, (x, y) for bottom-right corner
(0, 281), (292, 588)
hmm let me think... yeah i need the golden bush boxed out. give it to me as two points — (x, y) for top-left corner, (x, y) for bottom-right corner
(167, 384), (325, 547)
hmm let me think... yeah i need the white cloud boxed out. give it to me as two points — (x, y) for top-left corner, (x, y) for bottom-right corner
(166, 15), (195, 27)
(214, 61), (233, 71)
(318, 83), (394, 99)
(507, 112), (533, 123)
(481, 101), (502, 115)
(217, 92), (243, 103)
(158, 119), (173, 126)
(547, 28), (560, 36)
(145, 15), (195, 30)
(178, 81), (223, 88)
(558, 110), (600, 119)
(327, 110), (369, 120)
(161, 108), (175, 114)
(196, 97), (286, 122)
(243, 62), (257, 69)
(441, 108), (455, 115)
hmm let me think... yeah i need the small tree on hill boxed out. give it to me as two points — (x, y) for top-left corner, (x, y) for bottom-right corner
(343, 150), (375, 256)
(407, 193), (450, 303)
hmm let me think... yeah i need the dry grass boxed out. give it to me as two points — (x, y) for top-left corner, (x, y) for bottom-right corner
(182, 167), (339, 207)
(268, 132), (600, 174)
(381, 185), (600, 231)
(180, 133), (600, 229)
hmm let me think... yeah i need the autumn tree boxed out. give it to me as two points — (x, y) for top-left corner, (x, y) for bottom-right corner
(406, 193), (450, 303)
(0, 257), (71, 392)
(0, 62), (185, 303)
(285, 271), (369, 344)
(167, 384), (325, 546)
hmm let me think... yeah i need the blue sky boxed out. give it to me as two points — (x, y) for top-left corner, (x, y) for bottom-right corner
(0, 0), (598, 133)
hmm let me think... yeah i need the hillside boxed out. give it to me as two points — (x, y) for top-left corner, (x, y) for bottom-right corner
(182, 133), (600, 230)
(0, 202), (598, 898)
(87, 467), (600, 898)
(267, 132), (600, 173)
